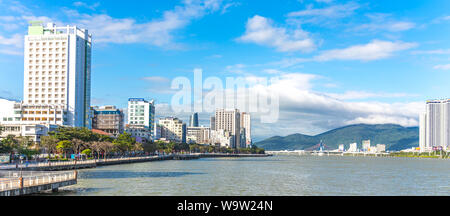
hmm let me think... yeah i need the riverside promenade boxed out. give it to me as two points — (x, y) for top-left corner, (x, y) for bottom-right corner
(0, 153), (272, 171)
(0, 170), (77, 196)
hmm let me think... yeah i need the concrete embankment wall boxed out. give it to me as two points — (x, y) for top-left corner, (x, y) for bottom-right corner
(198, 153), (272, 158)
(3, 154), (271, 172)
(25, 164), (96, 171)
(0, 179), (76, 196)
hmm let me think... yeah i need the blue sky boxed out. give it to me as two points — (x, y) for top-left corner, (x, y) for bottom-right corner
(1, 0), (450, 141)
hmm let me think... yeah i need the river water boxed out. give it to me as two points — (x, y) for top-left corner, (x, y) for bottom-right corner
(55, 155), (450, 196)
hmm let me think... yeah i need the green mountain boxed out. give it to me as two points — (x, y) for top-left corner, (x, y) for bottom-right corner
(255, 124), (419, 151)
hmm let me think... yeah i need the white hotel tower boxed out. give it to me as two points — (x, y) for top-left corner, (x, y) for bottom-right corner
(23, 21), (92, 128)
(419, 99), (450, 152)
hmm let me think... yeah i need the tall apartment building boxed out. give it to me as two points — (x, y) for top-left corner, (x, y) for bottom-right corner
(210, 116), (215, 131)
(419, 99), (450, 152)
(240, 112), (252, 147)
(189, 113), (199, 127)
(92, 105), (124, 137)
(126, 98), (155, 139)
(159, 117), (186, 143)
(214, 109), (241, 148)
(23, 21), (92, 128)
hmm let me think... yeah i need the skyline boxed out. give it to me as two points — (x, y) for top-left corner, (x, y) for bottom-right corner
(1, 0), (450, 141)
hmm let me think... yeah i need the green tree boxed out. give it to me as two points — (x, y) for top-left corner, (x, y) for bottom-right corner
(71, 138), (85, 156)
(113, 132), (135, 155)
(39, 136), (59, 158)
(56, 140), (72, 159)
(81, 149), (92, 157)
(99, 141), (113, 159)
(0, 135), (17, 154)
(143, 141), (157, 153)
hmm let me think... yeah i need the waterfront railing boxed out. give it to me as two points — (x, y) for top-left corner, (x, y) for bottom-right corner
(0, 170), (76, 192)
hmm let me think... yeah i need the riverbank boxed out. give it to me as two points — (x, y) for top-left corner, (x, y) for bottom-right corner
(0, 153), (272, 171)
(340, 152), (449, 159)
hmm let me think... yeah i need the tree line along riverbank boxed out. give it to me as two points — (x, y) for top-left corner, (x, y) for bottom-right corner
(0, 127), (266, 164)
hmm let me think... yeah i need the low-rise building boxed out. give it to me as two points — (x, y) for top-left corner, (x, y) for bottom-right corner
(338, 144), (345, 152)
(348, 143), (358, 152)
(159, 117), (186, 143)
(0, 124), (58, 142)
(376, 144), (386, 153)
(125, 124), (152, 142)
(92, 105), (124, 137)
(210, 129), (234, 148)
(186, 126), (210, 144)
(362, 140), (371, 152)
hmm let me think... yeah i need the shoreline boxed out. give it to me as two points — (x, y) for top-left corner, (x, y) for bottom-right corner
(0, 153), (273, 171)
(270, 152), (449, 160)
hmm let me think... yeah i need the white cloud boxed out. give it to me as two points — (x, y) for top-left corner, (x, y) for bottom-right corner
(0, 33), (23, 55)
(141, 76), (171, 82)
(141, 76), (178, 94)
(433, 64), (450, 70)
(225, 64), (247, 74)
(287, 2), (359, 18)
(158, 69), (422, 139)
(345, 114), (418, 127)
(74, 0), (224, 47)
(411, 49), (450, 55)
(73, 1), (100, 10)
(324, 91), (418, 100)
(352, 13), (415, 32)
(269, 57), (310, 68)
(0, 33), (22, 47)
(237, 15), (316, 52)
(221, 2), (240, 14)
(13, 0), (222, 48)
(355, 21), (415, 32)
(229, 72), (422, 138)
(314, 40), (417, 61)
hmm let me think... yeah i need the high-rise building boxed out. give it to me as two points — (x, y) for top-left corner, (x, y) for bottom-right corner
(24, 21), (92, 128)
(214, 108), (240, 148)
(92, 105), (124, 137)
(210, 116), (215, 131)
(189, 113), (199, 127)
(127, 98), (155, 134)
(154, 123), (162, 140)
(420, 99), (450, 152)
(240, 112), (252, 147)
(159, 117), (186, 143)
(419, 113), (427, 151)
